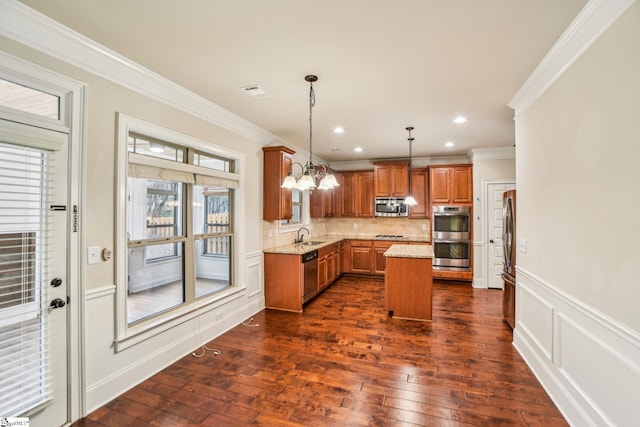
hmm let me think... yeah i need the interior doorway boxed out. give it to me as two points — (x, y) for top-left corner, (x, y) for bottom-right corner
(484, 180), (515, 289)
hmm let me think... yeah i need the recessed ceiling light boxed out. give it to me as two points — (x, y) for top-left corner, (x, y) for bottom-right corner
(354, 147), (363, 153)
(445, 141), (455, 148)
(453, 116), (467, 124)
(333, 127), (345, 134)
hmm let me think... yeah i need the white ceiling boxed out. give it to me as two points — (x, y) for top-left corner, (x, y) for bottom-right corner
(22, 0), (587, 161)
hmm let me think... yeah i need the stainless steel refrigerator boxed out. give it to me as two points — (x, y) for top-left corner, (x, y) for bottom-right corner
(501, 190), (516, 329)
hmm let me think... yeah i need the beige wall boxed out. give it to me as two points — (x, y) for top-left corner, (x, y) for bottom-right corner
(0, 36), (264, 291)
(515, 2), (640, 330)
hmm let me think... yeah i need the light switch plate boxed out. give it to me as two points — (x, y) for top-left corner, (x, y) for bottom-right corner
(88, 246), (100, 264)
(518, 239), (527, 254)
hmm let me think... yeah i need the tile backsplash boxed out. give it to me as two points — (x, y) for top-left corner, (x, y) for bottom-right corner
(263, 217), (430, 249)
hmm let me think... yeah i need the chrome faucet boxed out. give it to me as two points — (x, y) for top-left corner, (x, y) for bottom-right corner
(294, 227), (310, 243)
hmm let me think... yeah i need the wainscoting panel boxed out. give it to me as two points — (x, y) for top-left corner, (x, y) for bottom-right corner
(513, 268), (640, 427)
(517, 282), (555, 361)
(245, 251), (264, 298)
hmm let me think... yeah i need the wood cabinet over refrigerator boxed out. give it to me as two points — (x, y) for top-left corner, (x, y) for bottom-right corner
(262, 146), (295, 221)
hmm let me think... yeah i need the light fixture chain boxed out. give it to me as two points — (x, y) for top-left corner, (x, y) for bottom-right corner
(309, 81), (315, 167)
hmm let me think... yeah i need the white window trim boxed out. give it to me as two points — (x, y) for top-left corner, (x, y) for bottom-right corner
(276, 189), (311, 235)
(115, 113), (246, 350)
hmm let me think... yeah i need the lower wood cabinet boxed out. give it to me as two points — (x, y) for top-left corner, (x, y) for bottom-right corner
(318, 242), (343, 291)
(347, 240), (374, 273)
(343, 240), (423, 275)
(264, 253), (302, 312)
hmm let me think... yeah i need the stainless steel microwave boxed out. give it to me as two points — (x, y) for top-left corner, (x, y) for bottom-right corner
(374, 197), (408, 217)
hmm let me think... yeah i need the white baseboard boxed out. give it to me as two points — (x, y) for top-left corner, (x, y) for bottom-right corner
(513, 268), (640, 427)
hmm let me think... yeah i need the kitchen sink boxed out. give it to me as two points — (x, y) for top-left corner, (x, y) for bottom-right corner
(300, 241), (325, 246)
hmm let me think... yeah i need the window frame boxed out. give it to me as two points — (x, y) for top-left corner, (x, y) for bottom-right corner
(115, 113), (245, 351)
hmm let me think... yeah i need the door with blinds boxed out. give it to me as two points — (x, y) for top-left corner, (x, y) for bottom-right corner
(0, 119), (69, 426)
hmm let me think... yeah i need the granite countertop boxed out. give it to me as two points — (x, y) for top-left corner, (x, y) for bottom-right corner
(263, 234), (430, 255)
(383, 244), (434, 259)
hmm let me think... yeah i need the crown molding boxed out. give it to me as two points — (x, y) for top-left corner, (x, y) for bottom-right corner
(508, 0), (636, 116)
(0, 0), (284, 147)
(469, 147), (515, 161)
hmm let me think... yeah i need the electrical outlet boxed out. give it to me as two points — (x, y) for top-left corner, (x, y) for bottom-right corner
(88, 246), (100, 264)
(353, 223), (358, 229)
(421, 223), (427, 231)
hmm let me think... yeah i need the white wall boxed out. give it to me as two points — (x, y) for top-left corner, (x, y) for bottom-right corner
(512, 1), (640, 425)
(470, 153), (516, 288)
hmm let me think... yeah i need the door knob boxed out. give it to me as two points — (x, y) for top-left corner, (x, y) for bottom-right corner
(51, 277), (63, 287)
(50, 298), (66, 309)
(490, 239), (494, 243)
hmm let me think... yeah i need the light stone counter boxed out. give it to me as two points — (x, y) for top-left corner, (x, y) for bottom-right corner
(263, 234), (429, 255)
(383, 244), (434, 259)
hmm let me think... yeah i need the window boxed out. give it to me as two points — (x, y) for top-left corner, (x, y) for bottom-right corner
(280, 189), (303, 225)
(0, 78), (60, 120)
(121, 118), (239, 328)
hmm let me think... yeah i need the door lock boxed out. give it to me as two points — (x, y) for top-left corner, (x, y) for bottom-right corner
(51, 277), (63, 287)
(50, 298), (66, 309)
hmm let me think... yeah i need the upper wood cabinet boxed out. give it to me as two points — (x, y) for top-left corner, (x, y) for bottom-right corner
(408, 168), (429, 218)
(428, 164), (472, 205)
(340, 171), (374, 217)
(310, 186), (340, 218)
(262, 146), (295, 220)
(373, 161), (409, 197)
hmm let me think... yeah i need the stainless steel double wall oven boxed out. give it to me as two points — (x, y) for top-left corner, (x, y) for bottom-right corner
(431, 206), (471, 271)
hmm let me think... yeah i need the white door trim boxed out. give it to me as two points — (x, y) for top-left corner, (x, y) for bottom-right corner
(482, 179), (515, 290)
(0, 51), (87, 422)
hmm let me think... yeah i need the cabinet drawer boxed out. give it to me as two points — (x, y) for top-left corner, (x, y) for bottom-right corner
(350, 240), (373, 247)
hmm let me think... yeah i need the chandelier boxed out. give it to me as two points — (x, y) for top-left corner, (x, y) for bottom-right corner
(404, 126), (417, 206)
(281, 75), (339, 191)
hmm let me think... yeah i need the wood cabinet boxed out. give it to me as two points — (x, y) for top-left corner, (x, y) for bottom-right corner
(346, 240), (374, 273)
(339, 171), (374, 217)
(310, 187), (340, 218)
(428, 164), (472, 205)
(408, 168), (429, 218)
(318, 242), (342, 290)
(262, 146), (295, 220)
(264, 253), (302, 312)
(373, 161), (409, 197)
(343, 239), (423, 275)
(374, 241), (392, 274)
(385, 255), (433, 321)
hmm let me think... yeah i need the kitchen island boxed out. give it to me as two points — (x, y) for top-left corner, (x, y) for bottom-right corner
(384, 244), (434, 321)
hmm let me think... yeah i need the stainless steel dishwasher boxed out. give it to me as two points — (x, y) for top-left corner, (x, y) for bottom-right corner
(301, 250), (318, 304)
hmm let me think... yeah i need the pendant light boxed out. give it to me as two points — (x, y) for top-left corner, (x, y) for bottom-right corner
(404, 126), (418, 206)
(281, 75), (339, 191)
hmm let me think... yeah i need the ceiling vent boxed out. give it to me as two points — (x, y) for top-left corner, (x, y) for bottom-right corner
(241, 84), (268, 98)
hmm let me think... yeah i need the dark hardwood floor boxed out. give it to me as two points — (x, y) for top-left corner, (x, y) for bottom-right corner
(73, 276), (567, 426)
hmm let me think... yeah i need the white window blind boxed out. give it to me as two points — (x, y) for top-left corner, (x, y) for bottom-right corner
(128, 152), (239, 188)
(0, 143), (52, 417)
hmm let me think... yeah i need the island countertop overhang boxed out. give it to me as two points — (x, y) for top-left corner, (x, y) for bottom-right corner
(383, 244), (434, 259)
